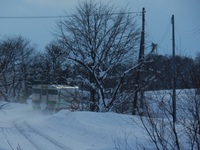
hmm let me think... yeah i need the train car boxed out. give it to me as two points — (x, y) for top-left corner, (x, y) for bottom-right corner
(31, 84), (89, 111)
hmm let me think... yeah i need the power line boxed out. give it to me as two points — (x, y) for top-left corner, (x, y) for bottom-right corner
(0, 11), (142, 20)
(0, 15), (69, 19)
(176, 24), (200, 38)
(145, 20), (154, 42)
(177, 24), (200, 34)
(157, 20), (171, 45)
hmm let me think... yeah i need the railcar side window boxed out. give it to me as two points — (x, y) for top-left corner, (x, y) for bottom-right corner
(48, 90), (58, 95)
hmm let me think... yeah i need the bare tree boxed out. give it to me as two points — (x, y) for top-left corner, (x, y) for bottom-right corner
(56, 1), (140, 111)
(44, 42), (67, 84)
(133, 86), (200, 150)
(0, 36), (36, 102)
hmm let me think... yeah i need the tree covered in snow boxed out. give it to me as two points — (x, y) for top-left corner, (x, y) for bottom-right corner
(43, 42), (68, 84)
(55, 1), (140, 111)
(0, 36), (36, 102)
(28, 42), (71, 85)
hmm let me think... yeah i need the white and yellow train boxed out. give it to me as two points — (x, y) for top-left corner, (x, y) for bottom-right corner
(31, 84), (90, 111)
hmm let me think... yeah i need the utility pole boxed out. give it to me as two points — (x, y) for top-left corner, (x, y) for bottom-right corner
(171, 15), (176, 123)
(133, 8), (145, 115)
(139, 7), (145, 60)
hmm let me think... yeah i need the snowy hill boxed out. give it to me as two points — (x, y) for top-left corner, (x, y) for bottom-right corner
(0, 102), (148, 150)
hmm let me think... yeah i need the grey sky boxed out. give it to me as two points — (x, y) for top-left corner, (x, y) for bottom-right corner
(0, 0), (200, 58)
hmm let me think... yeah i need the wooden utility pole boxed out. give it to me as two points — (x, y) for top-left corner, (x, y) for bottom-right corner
(133, 8), (145, 115)
(171, 15), (176, 123)
(139, 7), (145, 60)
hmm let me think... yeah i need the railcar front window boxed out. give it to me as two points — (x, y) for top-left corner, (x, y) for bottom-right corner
(42, 89), (47, 95)
(32, 89), (40, 94)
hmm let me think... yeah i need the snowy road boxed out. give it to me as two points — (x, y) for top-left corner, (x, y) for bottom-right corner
(13, 120), (69, 150)
(0, 118), (70, 150)
(0, 123), (34, 150)
(0, 120), (35, 150)
(0, 103), (71, 150)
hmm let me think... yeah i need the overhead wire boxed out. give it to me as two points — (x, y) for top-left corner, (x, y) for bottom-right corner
(0, 15), (68, 19)
(145, 20), (154, 42)
(0, 11), (142, 20)
(176, 24), (200, 38)
(157, 20), (171, 45)
(144, 20), (156, 53)
(144, 19), (171, 55)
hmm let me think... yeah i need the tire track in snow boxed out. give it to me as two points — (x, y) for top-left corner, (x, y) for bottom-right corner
(1, 125), (36, 150)
(25, 121), (71, 150)
(13, 121), (40, 150)
(13, 120), (71, 150)
(2, 128), (16, 150)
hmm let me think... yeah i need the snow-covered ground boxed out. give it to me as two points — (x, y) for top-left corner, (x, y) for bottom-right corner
(0, 101), (148, 150)
(0, 89), (198, 150)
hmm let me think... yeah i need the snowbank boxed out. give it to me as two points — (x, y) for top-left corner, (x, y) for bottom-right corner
(0, 102), (147, 150)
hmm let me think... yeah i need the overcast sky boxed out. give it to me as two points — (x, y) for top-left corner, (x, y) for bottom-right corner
(0, 0), (200, 58)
